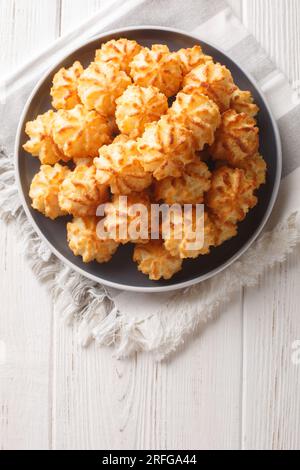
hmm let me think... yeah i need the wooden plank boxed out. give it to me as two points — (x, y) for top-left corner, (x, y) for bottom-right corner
(0, 0), (15, 72)
(241, 0), (300, 450)
(4, 0), (59, 73)
(163, 294), (242, 450)
(0, 220), (53, 450)
(0, 0), (59, 450)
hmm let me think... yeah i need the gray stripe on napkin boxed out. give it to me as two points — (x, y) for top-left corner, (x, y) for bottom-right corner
(278, 104), (300, 177)
(229, 36), (276, 82)
(102, 0), (227, 32)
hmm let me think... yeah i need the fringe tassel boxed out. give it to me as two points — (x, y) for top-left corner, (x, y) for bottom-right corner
(0, 148), (22, 220)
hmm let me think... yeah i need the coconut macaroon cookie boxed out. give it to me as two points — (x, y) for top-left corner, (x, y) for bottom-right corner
(99, 192), (151, 245)
(50, 61), (83, 110)
(138, 115), (196, 180)
(230, 89), (259, 118)
(163, 210), (216, 259)
(183, 62), (236, 112)
(95, 38), (142, 74)
(115, 85), (168, 138)
(210, 109), (259, 166)
(94, 139), (152, 195)
(23, 110), (66, 164)
(78, 61), (131, 116)
(58, 165), (109, 217)
(52, 104), (112, 159)
(154, 158), (211, 205)
(213, 218), (238, 247)
(133, 240), (183, 281)
(130, 44), (183, 97)
(206, 166), (257, 225)
(67, 216), (119, 263)
(176, 45), (213, 76)
(235, 154), (267, 189)
(29, 163), (70, 220)
(169, 90), (221, 150)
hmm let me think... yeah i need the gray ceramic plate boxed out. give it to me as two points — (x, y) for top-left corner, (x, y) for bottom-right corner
(15, 26), (282, 292)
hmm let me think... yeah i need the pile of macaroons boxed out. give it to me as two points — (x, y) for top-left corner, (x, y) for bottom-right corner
(23, 38), (266, 281)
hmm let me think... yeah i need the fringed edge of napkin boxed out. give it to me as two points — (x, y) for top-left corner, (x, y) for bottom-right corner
(1, 147), (300, 360)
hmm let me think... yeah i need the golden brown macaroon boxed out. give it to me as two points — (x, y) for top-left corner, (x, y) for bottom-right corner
(67, 216), (119, 263)
(99, 192), (151, 244)
(183, 62), (236, 112)
(235, 153), (266, 189)
(23, 110), (66, 164)
(133, 240), (183, 280)
(230, 88), (259, 117)
(206, 166), (257, 225)
(210, 109), (259, 166)
(78, 61), (131, 116)
(29, 163), (70, 220)
(52, 104), (112, 159)
(176, 45), (213, 75)
(154, 158), (211, 205)
(130, 44), (183, 97)
(94, 139), (152, 194)
(50, 61), (83, 110)
(163, 210), (216, 259)
(95, 38), (142, 74)
(138, 115), (195, 180)
(115, 85), (168, 138)
(168, 91), (221, 150)
(58, 164), (109, 217)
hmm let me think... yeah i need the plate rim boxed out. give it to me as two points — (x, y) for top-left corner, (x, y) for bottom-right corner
(15, 25), (282, 293)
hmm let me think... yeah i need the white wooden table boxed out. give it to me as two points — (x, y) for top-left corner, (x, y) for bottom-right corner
(1, 0), (300, 450)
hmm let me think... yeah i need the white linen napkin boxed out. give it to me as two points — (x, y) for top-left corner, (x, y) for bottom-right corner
(1, 0), (300, 360)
